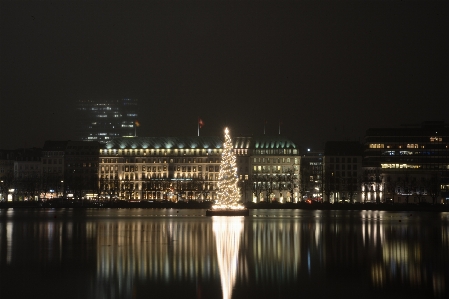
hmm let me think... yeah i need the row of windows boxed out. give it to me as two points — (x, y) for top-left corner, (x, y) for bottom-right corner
(252, 182), (292, 188)
(370, 144), (384, 149)
(102, 148), (222, 155)
(101, 173), (219, 180)
(101, 148), (299, 157)
(101, 183), (215, 193)
(102, 148), (250, 155)
(101, 165), (227, 173)
(253, 165), (293, 172)
(381, 164), (421, 169)
(234, 149), (249, 155)
(369, 144), (446, 149)
(42, 159), (63, 164)
(253, 157), (296, 163)
(430, 137), (443, 142)
(43, 151), (64, 156)
(382, 150), (449, 156)
(15, 165), (40, 170)
(101, 158), (220, 164)
(253, 149), (298, 155)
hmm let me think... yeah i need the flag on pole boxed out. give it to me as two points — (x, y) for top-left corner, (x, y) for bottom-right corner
(134, 120), (140, 137)
(198, 117), (204, 136)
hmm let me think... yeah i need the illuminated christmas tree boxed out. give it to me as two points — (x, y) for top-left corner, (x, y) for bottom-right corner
(216, 127), (241, 208)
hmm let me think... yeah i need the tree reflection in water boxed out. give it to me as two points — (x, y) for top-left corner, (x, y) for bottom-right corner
(0, 209), (448, 299)
(213, 216), (244, 299)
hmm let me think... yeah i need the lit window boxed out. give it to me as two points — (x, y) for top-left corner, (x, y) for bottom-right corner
(369, 144), (384, 148)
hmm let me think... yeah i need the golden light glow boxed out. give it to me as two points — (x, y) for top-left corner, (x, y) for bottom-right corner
(213, 217), (244, 299)
(381, 163), (420, 169)
(215, 127), (242, 209)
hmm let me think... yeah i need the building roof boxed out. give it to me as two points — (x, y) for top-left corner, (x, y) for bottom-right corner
(66, 140), (101, 149)
(235, 136), (297, 149)
(105, 136), (223, 149)
(104, 135), (297, 150)
(12, 148), (42, 161)
(365, 121), (449, 137)
(43, 140), (69, 151)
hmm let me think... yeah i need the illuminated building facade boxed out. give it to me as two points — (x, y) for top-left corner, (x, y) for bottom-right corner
(98, 135), (299, 202)
(363, 121), (449, 203)
(244, 136), (299, 203)
(76, 98), (138, 143)
(323, 141), (363, 203)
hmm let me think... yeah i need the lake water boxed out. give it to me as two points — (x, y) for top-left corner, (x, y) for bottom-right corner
(0, 208), (448, 299)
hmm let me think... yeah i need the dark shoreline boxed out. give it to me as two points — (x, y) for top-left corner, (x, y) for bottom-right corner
(1, 201), (448, 212)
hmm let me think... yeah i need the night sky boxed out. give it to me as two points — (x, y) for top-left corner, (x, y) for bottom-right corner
(1, 0), (448, 151)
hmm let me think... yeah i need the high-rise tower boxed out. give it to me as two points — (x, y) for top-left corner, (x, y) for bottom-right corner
(76, 98), (138, 143)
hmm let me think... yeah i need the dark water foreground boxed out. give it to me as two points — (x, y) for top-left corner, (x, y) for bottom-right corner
(0, 209), (448, 299)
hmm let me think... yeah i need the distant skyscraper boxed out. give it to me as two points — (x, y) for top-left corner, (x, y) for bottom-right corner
(76, 99), (138, 143)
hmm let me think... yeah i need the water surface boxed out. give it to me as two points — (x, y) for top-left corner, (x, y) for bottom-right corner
(0, 208), (447, 299)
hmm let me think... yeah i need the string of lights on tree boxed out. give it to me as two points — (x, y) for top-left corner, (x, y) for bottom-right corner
(216, 127), (241, 207)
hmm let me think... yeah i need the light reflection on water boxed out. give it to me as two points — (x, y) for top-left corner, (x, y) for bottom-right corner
(213, 216), (243, 299)
(0, 208), (448, 299)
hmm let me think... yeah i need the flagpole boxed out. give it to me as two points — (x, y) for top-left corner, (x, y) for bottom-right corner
(198, 117), (200, 136)
(279, 120), (281, 135)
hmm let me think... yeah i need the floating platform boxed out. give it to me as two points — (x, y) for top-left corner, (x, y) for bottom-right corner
(206, 208), (250, 217)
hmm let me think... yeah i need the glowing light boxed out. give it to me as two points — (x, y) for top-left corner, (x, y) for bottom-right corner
(213, 217), (243, 299)
(215, 127), (242, 209)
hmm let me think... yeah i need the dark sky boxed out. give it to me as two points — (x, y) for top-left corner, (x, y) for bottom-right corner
(1, 0), (448, 151)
